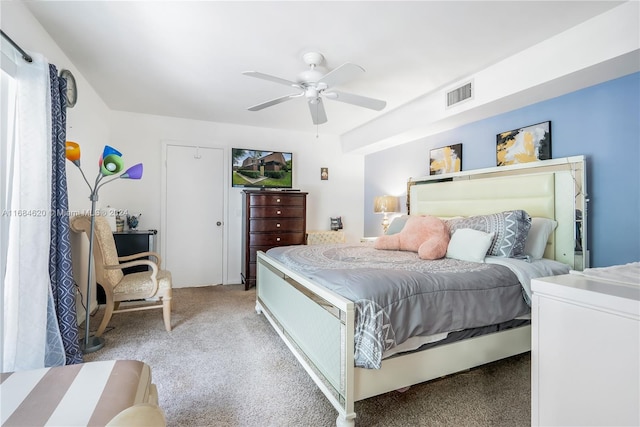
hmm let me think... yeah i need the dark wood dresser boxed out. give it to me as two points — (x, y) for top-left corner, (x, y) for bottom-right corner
(241, 190), (307, 290)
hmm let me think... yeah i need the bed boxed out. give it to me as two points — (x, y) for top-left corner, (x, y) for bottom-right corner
(255, 156), (587, 426)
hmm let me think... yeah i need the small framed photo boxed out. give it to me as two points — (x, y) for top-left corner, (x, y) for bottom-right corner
(429, 143), (462, 175)
(496, 121), (551, 166)
(320, 167), (329, 180)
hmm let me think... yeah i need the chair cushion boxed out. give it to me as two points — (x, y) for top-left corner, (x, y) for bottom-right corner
(113, 270), (172, 298)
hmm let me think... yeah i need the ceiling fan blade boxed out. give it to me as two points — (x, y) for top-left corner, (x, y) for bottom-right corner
(324, 90), (386, 111)
(308, 98), (327, 125)
(242, 71), (301, 88)
(318, 63), (365, 88)
(247, 92), (303, 111)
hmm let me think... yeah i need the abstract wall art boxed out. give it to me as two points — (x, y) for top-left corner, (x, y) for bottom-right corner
(429, 143), (462, 175)
(496, 121), (551, 166)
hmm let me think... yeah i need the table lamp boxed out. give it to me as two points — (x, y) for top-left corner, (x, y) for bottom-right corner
(374, 195), (398, 234)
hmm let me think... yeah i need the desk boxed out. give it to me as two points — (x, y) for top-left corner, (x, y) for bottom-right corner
(113, 230), (157, 274)
(306, 230), (345, 245)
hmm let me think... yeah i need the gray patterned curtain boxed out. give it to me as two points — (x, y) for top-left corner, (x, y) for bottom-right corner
(48, 64), (83, 365)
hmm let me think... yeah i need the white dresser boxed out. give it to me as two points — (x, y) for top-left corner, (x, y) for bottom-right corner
(531, 272), (640, 426)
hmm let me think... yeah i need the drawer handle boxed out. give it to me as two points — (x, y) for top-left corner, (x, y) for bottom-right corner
(276, 198), (281, 203)
(276, 210), (281, 215)
(276, 223), (281, 227)
(276, 237), (281, 241)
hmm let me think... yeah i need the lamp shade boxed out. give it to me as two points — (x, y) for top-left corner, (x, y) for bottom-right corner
(101, 154), (124, 175)
(121, 163), (143, 180)
(99, 146), (124, 175)
(65, 141), (81, 165)
(373, 195), (398, 213)
(101, 145), (122, 159)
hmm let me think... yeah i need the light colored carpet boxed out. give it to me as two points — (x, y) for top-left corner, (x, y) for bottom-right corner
(83, 285), (531, 427)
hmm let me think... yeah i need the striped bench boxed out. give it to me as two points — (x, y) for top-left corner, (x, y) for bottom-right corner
(1, 360), (164, 426)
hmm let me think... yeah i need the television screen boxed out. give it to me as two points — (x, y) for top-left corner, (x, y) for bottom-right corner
(231, 148), (293, 189)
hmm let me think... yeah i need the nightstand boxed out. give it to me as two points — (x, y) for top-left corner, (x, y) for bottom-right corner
(531, 273), (639, 426)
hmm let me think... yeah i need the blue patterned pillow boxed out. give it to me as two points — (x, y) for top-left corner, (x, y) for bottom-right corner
(447, 210), (531, 258)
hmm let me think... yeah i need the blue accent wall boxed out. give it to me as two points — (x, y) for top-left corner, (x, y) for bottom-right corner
(365, 72), (640, 267)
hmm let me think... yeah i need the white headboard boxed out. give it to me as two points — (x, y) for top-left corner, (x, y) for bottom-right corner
(408, 156), (587, 269)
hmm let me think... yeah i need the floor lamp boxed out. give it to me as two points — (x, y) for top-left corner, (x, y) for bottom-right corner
(65, 142), (143, 353)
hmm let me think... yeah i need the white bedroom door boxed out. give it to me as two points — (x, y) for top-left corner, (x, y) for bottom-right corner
(164, 144), (224, 287)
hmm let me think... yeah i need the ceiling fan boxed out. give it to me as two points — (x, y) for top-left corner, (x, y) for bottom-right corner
(242, 52), (386, 125)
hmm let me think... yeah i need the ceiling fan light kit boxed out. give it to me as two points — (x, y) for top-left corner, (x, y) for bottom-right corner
(243, 52), (386, 125)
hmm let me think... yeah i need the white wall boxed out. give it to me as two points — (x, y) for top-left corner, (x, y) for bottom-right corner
(104, 111), (364, 284)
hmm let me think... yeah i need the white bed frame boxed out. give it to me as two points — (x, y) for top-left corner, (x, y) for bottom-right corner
(255, 156), (586, 426)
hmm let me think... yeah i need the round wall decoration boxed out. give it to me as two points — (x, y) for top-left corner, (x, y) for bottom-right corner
(60, 69), (77, 108)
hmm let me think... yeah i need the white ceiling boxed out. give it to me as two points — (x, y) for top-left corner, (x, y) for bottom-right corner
(25, 1), (624, 136)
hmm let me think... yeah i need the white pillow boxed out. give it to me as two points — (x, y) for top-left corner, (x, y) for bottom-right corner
(525, 217), (558, 259)
(446, 229), (495, 263)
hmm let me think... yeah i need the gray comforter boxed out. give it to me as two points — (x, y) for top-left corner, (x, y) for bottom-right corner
(266, 243), (532, 369)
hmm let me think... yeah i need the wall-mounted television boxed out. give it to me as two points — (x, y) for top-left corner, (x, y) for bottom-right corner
(231, 148), (293, 189)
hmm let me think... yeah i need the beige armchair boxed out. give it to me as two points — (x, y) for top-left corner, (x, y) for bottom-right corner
(71, 214), (172, 337)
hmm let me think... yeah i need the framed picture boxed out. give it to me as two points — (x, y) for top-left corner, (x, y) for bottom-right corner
(429, 143), (462, 175)
(496, 121), (551, 167)
(320, 167), (328, 180)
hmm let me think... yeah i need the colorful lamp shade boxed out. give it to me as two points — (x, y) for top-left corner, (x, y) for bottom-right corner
(65, 141), (81, 166)
(101, 145), (122, 159)
(100, 146), (124, 176)
(121, 163), (143, 180)
(65, 142), (142, 182)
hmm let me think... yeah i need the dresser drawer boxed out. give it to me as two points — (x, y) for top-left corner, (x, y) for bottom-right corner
(249, 218), (304, 232)
(249, 232), (305, 246)
(249, 206), (304, 218)
(249, 193), (306, 207)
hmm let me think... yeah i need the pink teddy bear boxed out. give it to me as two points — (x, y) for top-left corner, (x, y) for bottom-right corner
(374, 215), (450, 260)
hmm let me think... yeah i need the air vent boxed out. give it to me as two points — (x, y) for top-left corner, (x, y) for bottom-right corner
(446, 81), (473, 107)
